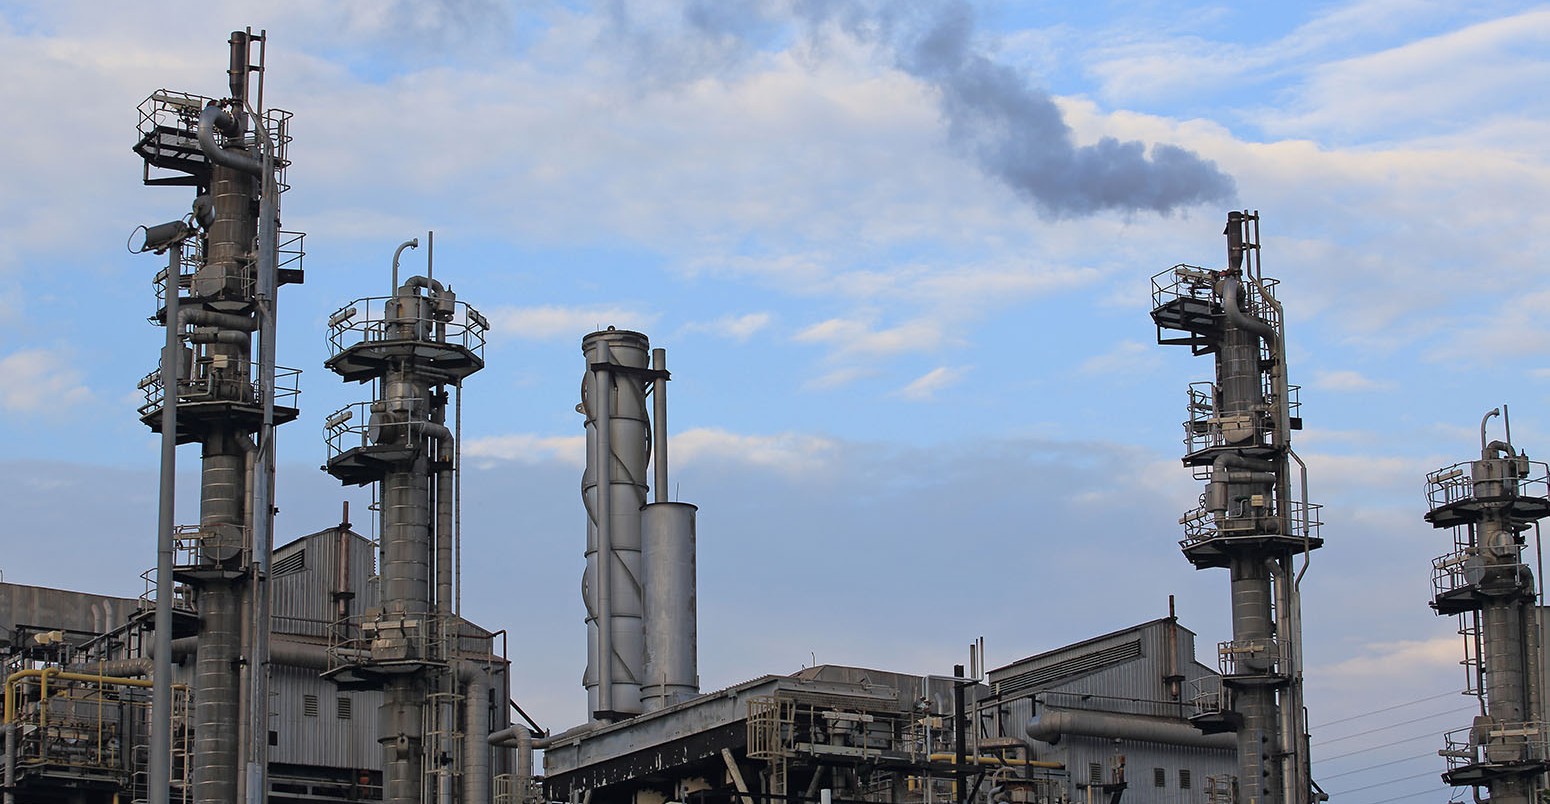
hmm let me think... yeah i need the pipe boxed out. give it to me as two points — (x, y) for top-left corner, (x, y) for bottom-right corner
(463, 674), (491, 804)
(4, 721), (13, 804)
(178, 308), (257, 332)
(925, 754), (1063, 770)
(652, 348), (668, 503)
(403, 275), (446, 294)
(151, 242), (181, 804)
(187, 327), (252, 350)
(1482, 408), (1502, 454)
(196, 103), (264, 177)
(1025, 708), (1235, 750)
(593, 339), (614, 717)
(5, 669), (155, 723)
(1219, 274), (1277, 345)
(391, 239), (419, 296)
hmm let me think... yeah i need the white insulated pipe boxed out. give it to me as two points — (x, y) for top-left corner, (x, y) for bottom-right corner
(463, 674), (492, 804)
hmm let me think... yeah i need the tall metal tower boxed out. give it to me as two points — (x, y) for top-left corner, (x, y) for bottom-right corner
(320, 238), (490, 803)
(1427, 408), (1550, 804)
(579, 328), (699, 722)
(133, 29), (301, 804)
(1150, 211), (1323, 804)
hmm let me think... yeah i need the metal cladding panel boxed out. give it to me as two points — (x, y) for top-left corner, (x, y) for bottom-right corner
(0, 582), (138, 638)
(1059, 734), (1234, 804)
(269, 663), (381, 770)
(271, 528), (379, 637)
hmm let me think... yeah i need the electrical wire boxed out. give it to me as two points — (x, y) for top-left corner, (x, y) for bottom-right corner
(1318, 751), (1432, 781)
(1312, 690), (1460, 729)
(1317, 706), (1477, 746)
(1352, 786), (1456, 804)
(1330, 768), (1445, 796)
(1319, 730), (1447, 763)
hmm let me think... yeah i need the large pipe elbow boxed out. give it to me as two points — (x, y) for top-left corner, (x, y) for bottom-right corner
(197, 103), (264, 177)
(402, 275), (446, 295)
(1220, 275), (1278, 345)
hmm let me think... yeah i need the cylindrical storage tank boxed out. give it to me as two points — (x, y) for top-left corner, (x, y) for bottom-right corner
(641, 501), (698, 711)
(581, 328), (651, 718)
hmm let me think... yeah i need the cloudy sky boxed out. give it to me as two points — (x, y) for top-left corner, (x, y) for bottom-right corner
(3, 1), (1549, 801)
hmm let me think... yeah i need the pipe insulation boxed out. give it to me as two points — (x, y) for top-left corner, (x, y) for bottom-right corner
(463, 674), (491, 804)
(1025, 708), (1235, 750)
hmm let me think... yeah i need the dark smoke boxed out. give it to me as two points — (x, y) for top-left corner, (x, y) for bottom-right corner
(645, 0), (1237, 218)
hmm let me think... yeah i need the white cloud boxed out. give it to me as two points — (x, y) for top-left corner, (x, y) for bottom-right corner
(1312, 369), (1393, 392)
(671, 427), (838, 475)
(0, 348), (91, 414)
(793, 316), (949, 359)
(1079, 340), (1159, 377)
(485, 305), (660, 342)
(462, 433), (585, 467)
(1315, 636), (1458, 679)
(680, 312), (773, 342)
(898, 366), (967, 401)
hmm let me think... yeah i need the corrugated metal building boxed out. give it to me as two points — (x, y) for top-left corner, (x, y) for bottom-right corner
(986, 618), (1235, 804)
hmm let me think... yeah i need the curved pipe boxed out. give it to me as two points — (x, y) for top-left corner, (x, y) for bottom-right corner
(391, 239), (419, 294)
(1220, 275), (1277, 345)
(402, 275), (446, 295)
(188, 327), (252, 351)
(197, 103), (263, 177)
(178, 308), (256, 332)
(1025, 707), (1235, 750)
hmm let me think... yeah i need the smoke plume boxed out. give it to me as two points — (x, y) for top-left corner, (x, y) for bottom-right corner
(623, 0), (1236, 218)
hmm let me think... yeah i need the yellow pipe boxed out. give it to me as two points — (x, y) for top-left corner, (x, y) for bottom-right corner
(5, 668), (155, 724)
(927, 752), (1064, 769)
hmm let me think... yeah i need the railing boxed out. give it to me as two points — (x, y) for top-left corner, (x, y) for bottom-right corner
(1218, 638), (1287, 678)
(138, 568), (196, 614)
(170, 523), (249, 568)
(327, 611), (451, 672)
(1178, 499), (1322, 551)
(1441, 720), (1550, 771)
(1187, 676), (1227, 718)
(137, 360), (301, 416)
(1427, 459), (1550, 511)
(494, 774), (542, 804)
(324, 400), (445, 462)
(1182, 381), (1301, 462)
(1204, 774), (1236, 804)
(326, 294), (489, 361)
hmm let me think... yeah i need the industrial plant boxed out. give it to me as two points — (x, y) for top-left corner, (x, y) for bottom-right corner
(2, 27), (1546, 804)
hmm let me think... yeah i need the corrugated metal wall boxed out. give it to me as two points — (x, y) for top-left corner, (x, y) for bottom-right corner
(271, 528), (379, 638)
(270, 663), (381, 769)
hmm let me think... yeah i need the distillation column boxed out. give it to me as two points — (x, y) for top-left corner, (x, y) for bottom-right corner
(1425, 410), (1550, 804)
(321, 244), (488, 803)
(580, 330), (699, 721)
(133, 30), (301, 804)
(1150, 211), (1323, 804)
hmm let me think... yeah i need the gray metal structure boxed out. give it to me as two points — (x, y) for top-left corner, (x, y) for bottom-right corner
(989, 616), (1236, 804)
(321, 239), (495, 803)
(132, 28), (302, 804)
(1149, 211), (1323, 804)
(1425, 409), (1550, 803)
(580, 330), (699, 720)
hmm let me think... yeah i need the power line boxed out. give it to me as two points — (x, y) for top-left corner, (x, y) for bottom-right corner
(1331, 768), (1446, 796)
(1313, 690), (1461, 729)
(1318, 707), (1477, 746)
(1320, 751), (1432, 781)
(1352, 785), (1456, 804)
(1320, 730), (1446, 763)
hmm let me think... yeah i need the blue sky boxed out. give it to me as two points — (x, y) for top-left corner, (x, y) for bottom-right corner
(3, 2), (1549, 802)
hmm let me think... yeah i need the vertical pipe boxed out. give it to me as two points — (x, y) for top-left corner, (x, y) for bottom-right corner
(150, 243), (180, 804)
(245, 57), (281, 804)
(593, 340), (614, 717)
(652, 349), (668, 503)
(463, 673), (491, 804)
(3, 721), (13, 804)
(641, 502), (698, 711)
